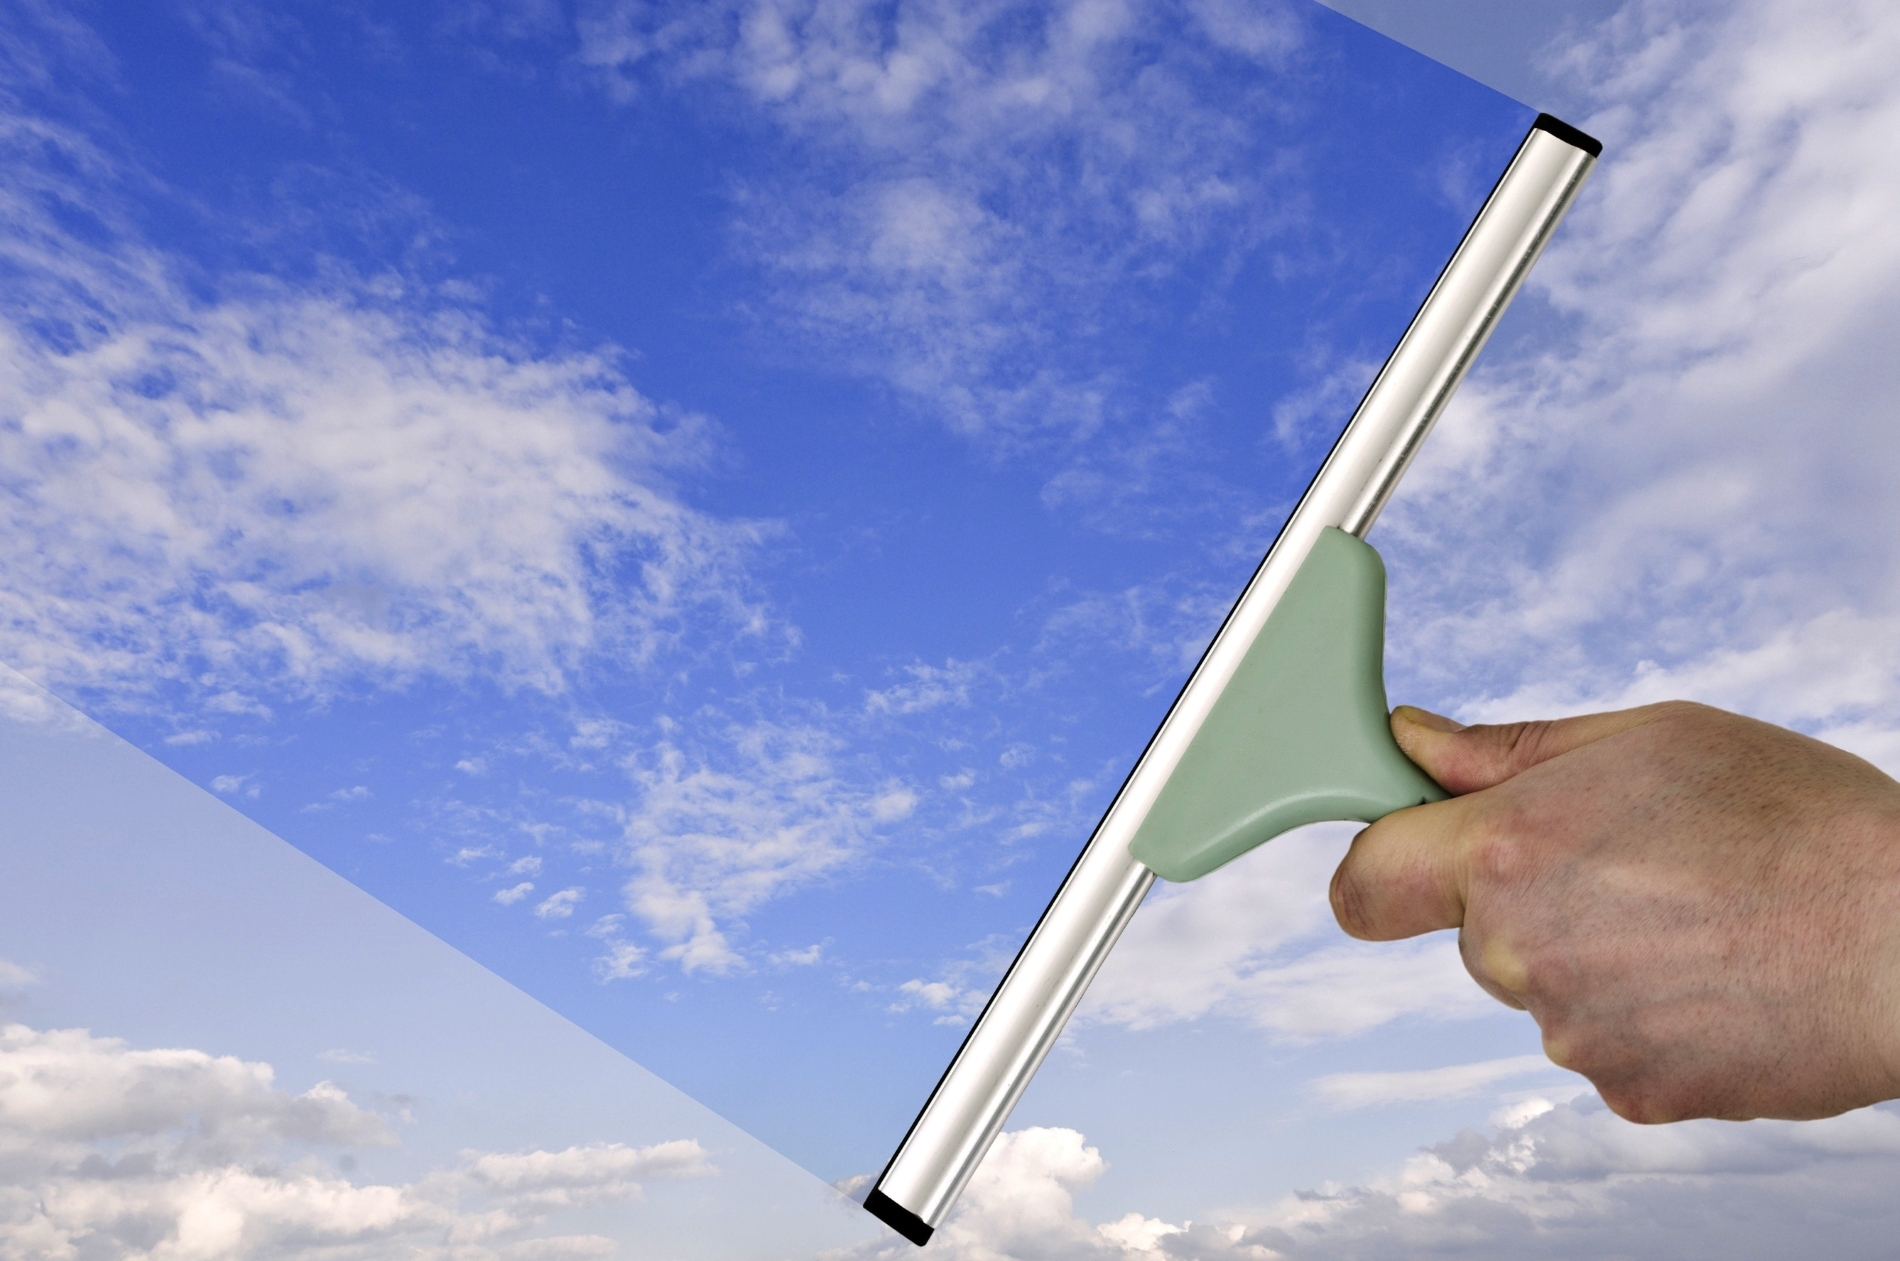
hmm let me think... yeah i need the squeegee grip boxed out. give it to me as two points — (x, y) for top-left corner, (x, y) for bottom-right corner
(865, 115), (1600, 1247)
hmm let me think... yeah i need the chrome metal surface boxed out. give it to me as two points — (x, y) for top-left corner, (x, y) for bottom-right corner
(869, 122), (1596, 1240)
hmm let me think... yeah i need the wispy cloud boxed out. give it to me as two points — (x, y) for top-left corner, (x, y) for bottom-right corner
(885, 933), (1028, 1028)
(495, 882), (536, 906)
(574, 0), (1322, 482)
(210, 773), (261, 799)
(316, 1048), (376, 1065)
(535, 886), (586, 919)
(1376, 0), (1900, 768)
(0, 94), (775, 724)
(613, 716), (919, 973)
(580, 914), (651, 982)
(1035, 571), (1236, 690)
(863, 657), (991, 716)
(889, 976), (987, 1027)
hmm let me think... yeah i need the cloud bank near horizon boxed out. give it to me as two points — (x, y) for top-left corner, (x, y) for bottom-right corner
(0, 1007), (717, 1260)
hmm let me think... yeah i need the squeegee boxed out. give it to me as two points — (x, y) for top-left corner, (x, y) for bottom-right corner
(863, 113), (1602, 1247)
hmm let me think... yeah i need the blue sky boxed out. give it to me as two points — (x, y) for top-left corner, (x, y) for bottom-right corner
(5, 0), (1900, 1256)
(0, 0), (1531, 1180)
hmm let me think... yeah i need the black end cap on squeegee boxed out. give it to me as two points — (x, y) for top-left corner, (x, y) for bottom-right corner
(1532, 113), (1603, 159)
(865, 1189), (934, 1247)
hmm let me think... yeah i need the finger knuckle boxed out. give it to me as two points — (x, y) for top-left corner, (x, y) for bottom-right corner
(1600, 1083), (1693, 1126)
(1539, 1018), (1586, 1069)
(1644, 699), (1721, 742)
(1597, 1085), (1650, 1123)
(1466, 811), (1533, 890)
(1496, 719), (1559, 772)
(1650, 699), (1711, 723)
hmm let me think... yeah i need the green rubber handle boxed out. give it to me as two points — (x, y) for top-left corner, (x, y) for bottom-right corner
(1129, 527), (1445, 882)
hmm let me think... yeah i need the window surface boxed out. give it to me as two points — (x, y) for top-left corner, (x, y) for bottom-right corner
(4, 0), (1899, 1256)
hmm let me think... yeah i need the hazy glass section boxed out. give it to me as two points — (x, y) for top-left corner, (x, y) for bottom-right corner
(0, 677), (875, 1257)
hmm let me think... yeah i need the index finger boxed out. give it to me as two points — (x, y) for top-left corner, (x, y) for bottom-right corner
(1331, 793), (1480, 941)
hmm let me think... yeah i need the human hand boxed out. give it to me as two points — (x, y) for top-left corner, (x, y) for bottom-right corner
(1330, 701), (1900, 1124)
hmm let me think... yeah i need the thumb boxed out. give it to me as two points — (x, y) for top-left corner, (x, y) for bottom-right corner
(1390, 702), (1675, 795)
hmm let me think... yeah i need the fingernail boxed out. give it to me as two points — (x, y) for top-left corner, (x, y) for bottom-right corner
(1393, 705), (1466, 734)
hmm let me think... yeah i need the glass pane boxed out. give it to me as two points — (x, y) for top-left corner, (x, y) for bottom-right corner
(10, 0), (1900, 1256)
(0, 0), (1536, 1185)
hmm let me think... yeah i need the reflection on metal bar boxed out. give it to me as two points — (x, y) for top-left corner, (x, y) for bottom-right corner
(865, 114), (1600, 1249)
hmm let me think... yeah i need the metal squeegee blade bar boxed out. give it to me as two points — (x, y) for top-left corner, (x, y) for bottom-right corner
(865, 118), (1599, 1245)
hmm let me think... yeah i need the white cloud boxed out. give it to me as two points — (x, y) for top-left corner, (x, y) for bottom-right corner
(897, 980), (957, 1009)
(317, 1048), (376, 1066)
(1096, 1211), (1185, 1256)
(1308, 1055), (1569, 1111)
(0, 660), (98, 734)
(495, 882), (536, 906)
(1269, 356), (1377, 453)
(0, 98), (774, 723)
(1462, 608), (1900, 777)
(1081, 826), (1494, 1039)
(0, 1019), (715, 1259)
(502, 1237), (619, 1259)
(865, 658), (988, 716)
(467, 1139), (715, 1201)
(209, 773), (258, 799)
(304, 783), (374, 814)
(0, 1022), (394, 1153)
(612, 718), (920, 974)
(0, 959), (36, 988)
(584, 915), (651, 982)
(535, 887), (585, 919)
(882, 934), (1016, 1028)
(1217, 1096), (1900, 1260)
(889, 978), (989, 1028)
(841, 1126), (1133, 1260)
(593, 940), (650, 983)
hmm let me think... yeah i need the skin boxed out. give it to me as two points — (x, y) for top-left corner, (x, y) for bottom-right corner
(1331, 701), (1900, 1124)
